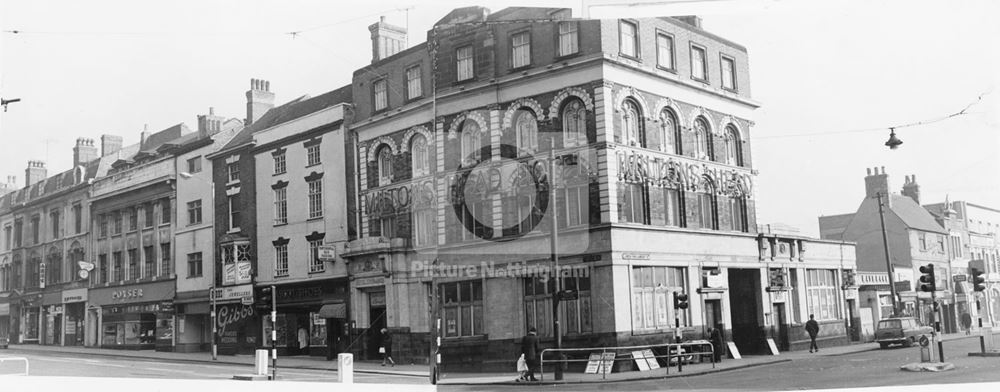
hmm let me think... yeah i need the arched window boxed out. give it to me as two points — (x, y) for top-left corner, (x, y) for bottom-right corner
(728, 195), (747, 232)
(377, 146), (394, 186)
(621, 100), (645, 148)
(724, 125), (743, 166)
(562, 99), (587, 147)
(688, 179), (717, 230)
(460, 120), (483, 163)
(514, 109), (538, 154)
(411, 183), (435, 247)
(694, 117), (713, 161)
(410, 134), (430, 177)
(28, 251), (40, 289)
(660, 109), (681, 154)
(12, 254), (22, 289)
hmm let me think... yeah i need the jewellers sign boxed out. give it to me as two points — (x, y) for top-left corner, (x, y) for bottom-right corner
(615, 149), (754, 198)
(211, 284), (254, 303)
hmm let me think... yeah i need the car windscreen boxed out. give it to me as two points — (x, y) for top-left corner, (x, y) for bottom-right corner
(878, 320), (902, 329)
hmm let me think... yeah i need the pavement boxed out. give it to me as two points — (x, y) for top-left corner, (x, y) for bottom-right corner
(2, 330), (996, 386)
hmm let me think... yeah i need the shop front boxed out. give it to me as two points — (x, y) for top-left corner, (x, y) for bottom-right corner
(0, 299), (10, 345)
(174, 290), (211, 353)
(18, 293), (42, 344)
(61, 288), (87, 346)
(41, 291), (63, 345)
(214, 284), (260, 355)
(259, 278), (349, 358)
(90, 280), (175, 350)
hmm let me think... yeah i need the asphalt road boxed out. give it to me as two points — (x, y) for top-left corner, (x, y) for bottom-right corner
(441, 337), (1000, 391)
(0, 349), (425, 384)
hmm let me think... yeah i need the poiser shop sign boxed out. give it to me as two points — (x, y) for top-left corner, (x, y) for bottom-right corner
(112, 289), (143, 301)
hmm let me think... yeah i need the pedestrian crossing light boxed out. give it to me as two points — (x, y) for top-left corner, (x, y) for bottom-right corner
(918, 264), (936, 292)
(258, 286), (274, 309)
(673, 292), (689, 310)
(971, 268), (987, 292)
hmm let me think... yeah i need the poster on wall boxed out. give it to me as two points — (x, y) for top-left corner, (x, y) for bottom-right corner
(236, 261), (252, 284)
(223, 261), (237, 286)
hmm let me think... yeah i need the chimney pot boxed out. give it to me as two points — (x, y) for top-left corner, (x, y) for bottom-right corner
(866, 168), (872, 176)
(369, 16), (407, 63)
(246, 78), (275, 125)
(209, 107), (215, 115)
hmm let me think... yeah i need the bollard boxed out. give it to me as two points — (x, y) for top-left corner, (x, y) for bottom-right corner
(255, 349), (269, 375)
(918, 335), (931, 363)
(338, 353), (354, 384)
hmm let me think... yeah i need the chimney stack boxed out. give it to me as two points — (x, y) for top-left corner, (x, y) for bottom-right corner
(73, 138), (98, 166)
(139, 124), (150, 148)
(864, 166), (890, 200)
(901, 174), (920, 204)
(198, 107), (224, 137)
(246, 78), (275, 126)
(25, 161), (47, 187)
(101, 134), (124, 157)
(368, 16), (407, 63)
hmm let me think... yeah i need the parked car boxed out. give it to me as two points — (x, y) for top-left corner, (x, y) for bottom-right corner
(875, 317), (933, 348)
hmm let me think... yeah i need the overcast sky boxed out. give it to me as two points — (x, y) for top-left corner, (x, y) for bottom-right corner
(1, 0), (997, 236)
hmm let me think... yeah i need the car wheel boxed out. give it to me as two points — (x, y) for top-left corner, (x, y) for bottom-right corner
(903, 337), (913, 347)
(879, 342), (889, 349)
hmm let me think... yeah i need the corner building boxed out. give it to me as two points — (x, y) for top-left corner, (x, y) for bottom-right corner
(345, 7), (858, 370)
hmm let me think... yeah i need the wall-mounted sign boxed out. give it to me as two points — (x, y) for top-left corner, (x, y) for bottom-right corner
(615, 148), (755, 198)
(112, 289), (144, 301)
(318, 246), (337, 262)
(212, 284), (254, 303)
(622, 253), (650, 260)
(62, 288), (88, 303)
(78, 270), (90, 280)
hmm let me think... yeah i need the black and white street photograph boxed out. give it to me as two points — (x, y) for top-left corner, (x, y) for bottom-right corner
(1, 1), (998, 391)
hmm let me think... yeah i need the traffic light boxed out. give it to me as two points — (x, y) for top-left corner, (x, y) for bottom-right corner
(258, 286), (274, 309)
(918, 263), (936, 292)
(971, 268), (987, 292)
(673, 292), (689, 309)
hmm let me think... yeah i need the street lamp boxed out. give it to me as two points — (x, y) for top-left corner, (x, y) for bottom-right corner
(179, 171), (218, 360)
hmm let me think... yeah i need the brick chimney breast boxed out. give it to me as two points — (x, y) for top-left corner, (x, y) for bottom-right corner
(73, 137), (98, 166)
(246, 78), (275, 126)
(198, 106), (225, 137)
(368, 16), (407, 63)
(100, 134), (123, 157)
(25, 160), (47, 187)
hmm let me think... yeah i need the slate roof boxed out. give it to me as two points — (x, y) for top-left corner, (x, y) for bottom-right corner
(217, 84), (352, 154)
(888, 194), (946, 234)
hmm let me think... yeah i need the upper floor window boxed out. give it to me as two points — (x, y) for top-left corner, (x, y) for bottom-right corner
(650, 187), (683, 227)
(309, 239), (325, 273)
(728, 196), (747, 232)
(721, 55), (736, 91)
(308, 179), (323, 219)
(307, 144), (321, 166)
(273, 188), (287, 225)
(227, 162), (240, 182)
(441, 280), (483, 337)
(691, 44), (707, 81)
(13, 219), (23, 247)
(621, 99), (645, 148)
(187, 252), (203, 278)
(112, 212), (122, 235)
(460, 120), (483, 163)
(456, 45), (474, 82)
(618, 182), (648, 224)
(73, 204), (83, 234)
(656, 32), (675, 70)
(30, 215), (40, 244)
(228, 195), (241, 230)
(3, 225), (11, 250)
(98, 215), (107, 238)
(127, 207), (137, 231)
(187, 200), (202, 225)
(724, 125), (743, 166)
(161, 199), (171, 224)
(511, 31), (531, 69)
(405, 65), (422, 100)
(274, 243), (289, 277)
(186, 156), (202, 173)
(557, 21), (579, 57)
(373, 78), (388, 112)
(562, 99), (587, 148)
(377, 146), (394, 186)
(619, 20), (639, 58)
(273, 153), (286, 175)
(514, 109), (538, 154)
(693, 117), (713, 161)
(50, 210), (60, 239)
(660, 109), (681, 155)
(411, 134), (430, 177)
(144, 204), (154, 228)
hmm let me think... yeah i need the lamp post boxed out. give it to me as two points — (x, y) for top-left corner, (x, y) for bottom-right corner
(875, 192), (900, 317)
(548, 149), (563, 381)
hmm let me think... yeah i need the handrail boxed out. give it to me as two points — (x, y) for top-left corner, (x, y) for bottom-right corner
(0, 356), (30, 376)
(539, 341), (715, 381)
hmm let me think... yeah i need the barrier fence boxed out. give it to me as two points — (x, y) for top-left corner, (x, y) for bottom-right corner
(539, 340), (715, 381)
(0, 356), (30, 376)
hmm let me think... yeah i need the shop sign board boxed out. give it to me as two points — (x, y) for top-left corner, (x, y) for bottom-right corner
(318, 246), (337, 262)
(62, 288), (88, 303)
(89, 280), (175, 306)
(212, 284), (254, 303)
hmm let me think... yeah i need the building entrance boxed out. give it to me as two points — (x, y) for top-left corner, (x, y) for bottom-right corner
(367, 291), (387, 360)
(728, 268), (764, 355)
(771, 303), (788, 351)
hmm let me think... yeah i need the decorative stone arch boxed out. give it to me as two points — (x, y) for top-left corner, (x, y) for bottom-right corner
(366, 136), (398, 163)
(653, 98), (683, 124)
(447, 111), (489, 140)
(687, 107), (718, 136)
(547, 86), (595, 120)
(502, 98), (545, 130)
(400, 125), (434, 153)
(614, 86), (651, 118)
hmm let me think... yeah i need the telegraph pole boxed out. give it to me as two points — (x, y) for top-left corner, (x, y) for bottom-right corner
(549, 150), (563, 381)
(876, 192), (900, 316)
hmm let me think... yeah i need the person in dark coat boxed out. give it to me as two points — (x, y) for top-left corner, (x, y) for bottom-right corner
(805, 314), (820, 353)
(380, 328), (395, 366)
(709, 325), (725, 363)
(961, 313), (973, 335)
(520, 327), (540, 382)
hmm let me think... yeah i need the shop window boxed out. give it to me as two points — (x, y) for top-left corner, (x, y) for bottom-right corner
(631, 266), (688, 331)
(806, 269), (840, 321)
(442, 280), (483, 338)
(561, 276), (592, 335)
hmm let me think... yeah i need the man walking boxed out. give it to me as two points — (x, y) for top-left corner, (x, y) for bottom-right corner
(805, 314), (820, 353)
(520, 327), (540, 382)
(961, 313), (973, 335)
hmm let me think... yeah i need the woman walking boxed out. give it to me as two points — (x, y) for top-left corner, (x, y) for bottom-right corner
(380, 328), (395, 366)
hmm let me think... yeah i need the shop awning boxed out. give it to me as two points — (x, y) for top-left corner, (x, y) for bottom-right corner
(317, 303), (346, 319)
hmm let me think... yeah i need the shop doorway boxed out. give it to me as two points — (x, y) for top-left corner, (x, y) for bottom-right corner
(53, 314), (63, 345)
(728, 269), (764, 355)
(704, 299), (723, 334)
(846, 299), (859, 341)
(771, 303), (788, 351)
(367, 291), (387, 360)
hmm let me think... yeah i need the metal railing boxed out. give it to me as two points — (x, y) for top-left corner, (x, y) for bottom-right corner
(539, 340), (715, 381)
(0, 356), (30, 376)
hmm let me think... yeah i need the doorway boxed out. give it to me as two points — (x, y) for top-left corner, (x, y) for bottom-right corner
(728, 269), (764, 355)
(846, 299), (859, 341)
(705, 299), (723, 334)
(367, 291), (387, 360)
(772, 303), (788, 351)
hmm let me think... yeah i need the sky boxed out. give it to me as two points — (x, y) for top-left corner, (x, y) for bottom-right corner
(1, 0), (997, 237)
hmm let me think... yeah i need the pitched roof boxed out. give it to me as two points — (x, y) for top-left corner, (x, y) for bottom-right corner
(889, 194), (946, 234)
(217, 85), (352, 153)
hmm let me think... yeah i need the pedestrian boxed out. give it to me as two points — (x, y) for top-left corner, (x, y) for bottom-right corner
(519, 327), (540, 382)
(297, 324), (310, 355)
(709, 325), (725, 363)
(961, 313), (973, 335)
(805, 314), (820, 353)
(380, 328), (395, 366)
